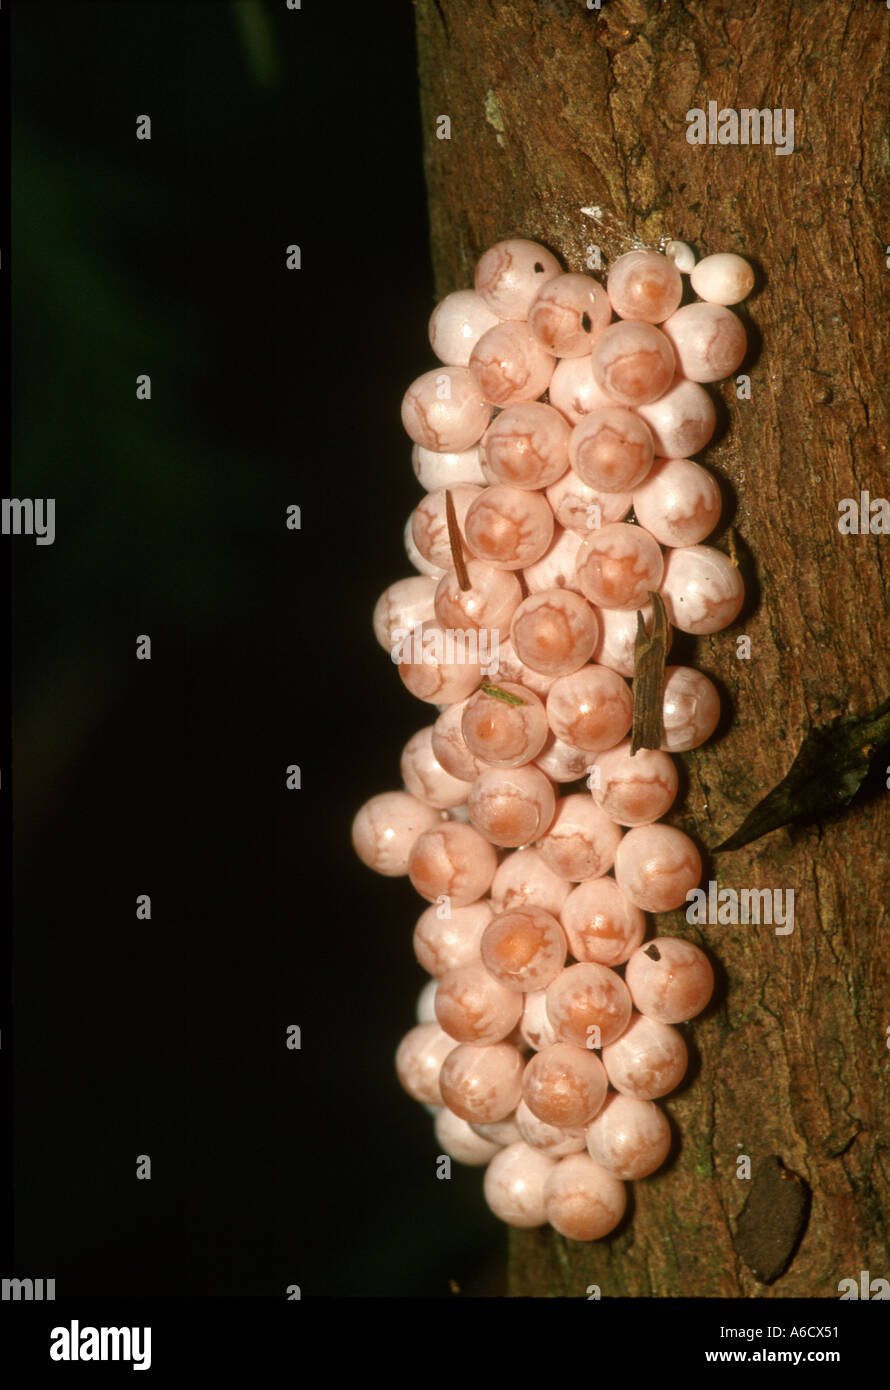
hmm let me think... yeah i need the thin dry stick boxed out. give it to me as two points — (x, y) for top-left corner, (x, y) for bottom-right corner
(444, 488), (471, 591)
(631, 591), (669, 754)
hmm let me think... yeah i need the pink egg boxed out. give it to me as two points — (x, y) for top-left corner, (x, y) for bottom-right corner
(636, 375), (716, 458)
(396, 619), (484, 704)
(601, 1011), (688, 1099)
(428, 289), (500, 366)
(660, 544), (744, 634)
(632, 456), (722, 547)
(535, 793), (624, 882)
(351, 791), (442, 876)
(528, 272), (612, 357)
(490, 847), (571, 918)
(481, 401), (570, 489)
(413, 899), (493, 977)
(590, 321), (675, 407)
(576, 522), (664, 611)
(522, 1042), (608, 1127)
(404, 513), (447, 579)
(401, 366), (492, 451)
(591, 738), (679, 826)
(510, 588), (600, 677)
(546, 467), (633, 536)
(480, 907), (568, 992)
(569, 407), (656, 492)
(482, 1141), (556, 1227)
(412, 444), (487, 491)
(661, 664), (721, 752)
(661, 302), (747, 382)
(434, 559), (522, 637)
(432, 699), (487, 781)
(408, 820), (498, 906)
(470, 1114), (522, 1146)
(544, 1153), (627, 1240)
(435, 960), (525, 1043)
(372, 576), (437, 652)
(624, 937), (715, 1023)
(490, 637), (559, 699)
(545, 962), (632, 1049)
(468, 765), (557, 848)
(520, 989), (561, 1051)
(585, 1093), (672, 1179)
(474, 238), (563, 319)
(439, 1041), (525, 1123)
(560, 876), (647, 966)
(434, 1106), (501, 1165)
(606, 250), (683, 324)
(469, 321), (556, 407)
(464, 483), (555, 569)
(533, 733), (593, 784)
(411, 484), (484, 569)
(522, 525), (585, 594)
(400, 727), (472, 809)
(415, 978), (439, 1023)
(548, 354), (621, 425)
(461, 681), (550, 768)
(545, 665), (634, 753)
(613, 824), (702, 912)
(515, 1098), (587, 1156)
(395, 1023), (459, 1104)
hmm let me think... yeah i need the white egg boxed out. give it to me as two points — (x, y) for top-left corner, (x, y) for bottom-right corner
(690, 252), (755, 305)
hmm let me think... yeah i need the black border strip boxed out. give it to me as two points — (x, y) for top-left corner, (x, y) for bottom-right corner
(1, 0), (13, 1279)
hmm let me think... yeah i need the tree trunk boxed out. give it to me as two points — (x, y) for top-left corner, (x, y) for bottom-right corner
(414, 0), (889, 1298)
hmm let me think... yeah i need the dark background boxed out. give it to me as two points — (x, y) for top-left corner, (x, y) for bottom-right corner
(10, 0), (504, 1297)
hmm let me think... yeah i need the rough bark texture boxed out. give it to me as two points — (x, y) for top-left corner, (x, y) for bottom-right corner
(415, 0), (889, 1298)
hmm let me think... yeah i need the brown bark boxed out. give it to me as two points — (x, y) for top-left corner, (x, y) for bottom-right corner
(414, 0), (890, 1297)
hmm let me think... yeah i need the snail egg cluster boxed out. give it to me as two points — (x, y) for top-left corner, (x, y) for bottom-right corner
(354, 236), (754, 1240)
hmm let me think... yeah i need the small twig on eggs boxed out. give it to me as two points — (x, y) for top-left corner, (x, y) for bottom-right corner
(445, 488), (471, 591)
(631, 592), (669, 754)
